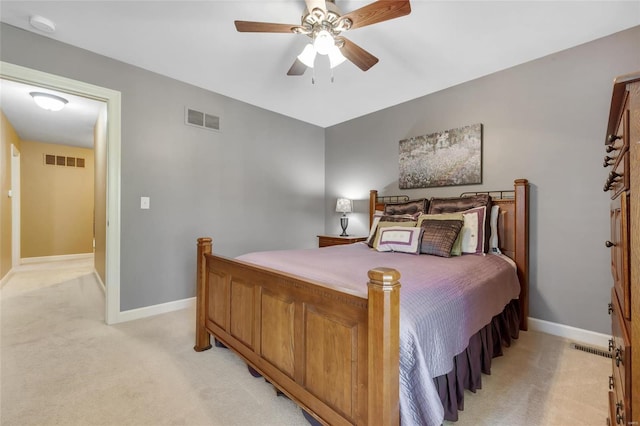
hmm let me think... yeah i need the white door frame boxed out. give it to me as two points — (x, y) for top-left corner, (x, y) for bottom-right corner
(10, 144), (20, 268)
(0, 61), (122, 325)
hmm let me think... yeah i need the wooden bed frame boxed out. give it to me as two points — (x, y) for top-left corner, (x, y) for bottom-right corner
(194, 178), (529, 426)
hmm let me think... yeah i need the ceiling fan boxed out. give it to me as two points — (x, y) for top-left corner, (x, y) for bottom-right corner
(234, 0), (411, 76)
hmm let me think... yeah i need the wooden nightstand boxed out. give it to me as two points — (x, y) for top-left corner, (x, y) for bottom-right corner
(317, 235), (368, 248)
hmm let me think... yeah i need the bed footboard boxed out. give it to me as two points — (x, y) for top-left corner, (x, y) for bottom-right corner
(194, 237), (400, 426)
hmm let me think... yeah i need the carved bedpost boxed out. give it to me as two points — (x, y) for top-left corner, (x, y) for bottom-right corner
(514, 179), (530, 331)
(369, 190), (378, 229)
(194, 237), (213, 352)
(367, 267), (401, 426)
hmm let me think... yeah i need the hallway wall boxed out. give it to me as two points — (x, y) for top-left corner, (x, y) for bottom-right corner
(0, 110), (20, 279)
(20, 140), (94, 258)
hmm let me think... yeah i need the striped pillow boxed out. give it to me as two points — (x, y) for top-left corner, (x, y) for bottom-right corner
(419, 219), (464, 257)
(416, 212), (464, 256)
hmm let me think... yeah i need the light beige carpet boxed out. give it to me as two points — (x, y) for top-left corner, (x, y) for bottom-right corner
(1, 259), (610, 426)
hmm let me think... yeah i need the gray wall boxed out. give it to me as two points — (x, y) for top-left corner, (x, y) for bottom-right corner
(325, 26), (640, 334)
(0, 23), (325, 311)
(3, 21), (639, 333)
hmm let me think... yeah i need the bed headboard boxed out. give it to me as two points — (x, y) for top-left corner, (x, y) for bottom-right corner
(369, 179), (530, 330)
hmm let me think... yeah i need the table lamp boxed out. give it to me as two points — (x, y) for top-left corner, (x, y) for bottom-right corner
(335, 198), (353, 236)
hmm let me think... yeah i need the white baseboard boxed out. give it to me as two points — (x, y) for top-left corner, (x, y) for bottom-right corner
(0, 269), (14, 289)
(93, 270), (105, 293)
(21, 253), (94, 264)
(528, 317), (609, 349)
(116, 297), (195, 323)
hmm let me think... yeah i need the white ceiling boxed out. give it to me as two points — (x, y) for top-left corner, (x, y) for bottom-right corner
(1, 1), (639, 145)
(0, 79), (105, 148)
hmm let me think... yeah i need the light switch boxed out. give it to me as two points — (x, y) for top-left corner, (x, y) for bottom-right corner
(140, 196), (150, 209)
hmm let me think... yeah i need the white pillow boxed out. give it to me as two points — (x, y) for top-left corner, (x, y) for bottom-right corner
(459, 206), (487, 254)
(490, 205), (501, 253)
(366, 210), (385, 246)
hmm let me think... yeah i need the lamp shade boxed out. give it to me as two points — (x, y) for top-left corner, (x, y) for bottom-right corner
(313, 29), (334, 55)
(336, 198), (352, 214)
(298, 43), (317, 68)
(328, 45), (346, 69)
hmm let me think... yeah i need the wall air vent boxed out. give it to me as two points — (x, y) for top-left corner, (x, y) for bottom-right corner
(569, 342), (612, 358)
(185, 107), (220, 132)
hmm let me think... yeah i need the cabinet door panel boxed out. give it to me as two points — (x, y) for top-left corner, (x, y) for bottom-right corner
(610, 193), (630, 320)
(611, 288), (632, 422)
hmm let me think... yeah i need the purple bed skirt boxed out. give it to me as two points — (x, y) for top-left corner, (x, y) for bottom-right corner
(434, 299), (520, 422)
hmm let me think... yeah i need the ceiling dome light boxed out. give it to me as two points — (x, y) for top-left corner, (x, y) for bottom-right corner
(30, 92), (68, 111)
(297, 44), (317, 68)
(313, 29), (334, 55)
(29, 15), (56, 33)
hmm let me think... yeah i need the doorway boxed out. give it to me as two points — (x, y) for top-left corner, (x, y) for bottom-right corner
(0, 61), (122, 324)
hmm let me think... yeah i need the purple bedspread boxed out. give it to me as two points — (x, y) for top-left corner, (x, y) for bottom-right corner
(237, 242), (520, 426)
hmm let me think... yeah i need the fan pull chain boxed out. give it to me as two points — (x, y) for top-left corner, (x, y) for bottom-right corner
(311, 67), (315, 85)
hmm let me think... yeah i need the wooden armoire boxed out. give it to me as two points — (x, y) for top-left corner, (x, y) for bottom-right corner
(605, 71), (639, 426)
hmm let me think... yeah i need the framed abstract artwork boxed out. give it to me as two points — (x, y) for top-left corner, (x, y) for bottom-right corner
(399, 123), (482, 189)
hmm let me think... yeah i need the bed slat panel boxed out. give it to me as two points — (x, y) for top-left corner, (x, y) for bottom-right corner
(304, 306), (358, 420)
(261, 291), (295, 378)
(230, 279), (255, 348)
(207, 270), (229, 331)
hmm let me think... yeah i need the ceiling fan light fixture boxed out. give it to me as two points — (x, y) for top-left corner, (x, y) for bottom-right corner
(30, 92), (68, 111)
(328, 45), (346, 69)
(298, 43), (317, 68)
(313, 29), (334, 55)
(234, 0), (412, 76)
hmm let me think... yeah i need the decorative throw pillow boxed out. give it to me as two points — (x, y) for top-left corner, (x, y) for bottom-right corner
(366, 210), (385, 247)
(384, 199), (428, 216)
(489, 205), (500, 253)
(427, 194), (491, 214)
(372, 221), (418, 249)
(428, 194), (492, 253)
(374, 226), (423, 254)
(368, 214), (419, 247)
(458, 206), (487, 254)
(416, 212), (464, 256)
(380, 214), (420, 222)
(419, 219), (464, 257)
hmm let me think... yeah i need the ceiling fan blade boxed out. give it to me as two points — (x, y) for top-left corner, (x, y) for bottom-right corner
(339, 37), (379, 71)
(234, 20), (298, 33)
(340, 0), (411, 30)
(305, 0), (326, 14)
(287, 58), (308, 76)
